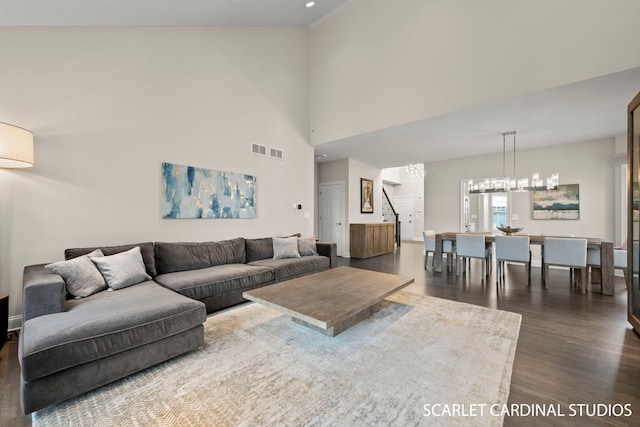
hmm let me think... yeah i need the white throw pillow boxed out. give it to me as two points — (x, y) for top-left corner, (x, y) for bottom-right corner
(90, 246), (152, 290)
(273, 236), (301, 260)
(45, 249), (106, 298)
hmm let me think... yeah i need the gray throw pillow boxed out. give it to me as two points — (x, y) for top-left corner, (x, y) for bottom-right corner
(90, 246), (152, 290)
(298, 236), (318, 256)
(45, 249), (106, 298)
(273, 236), (301, 259)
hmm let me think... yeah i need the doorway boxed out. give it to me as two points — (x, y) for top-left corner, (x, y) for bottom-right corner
(319, 182), (345, 256)
(461, 180), (512, 233)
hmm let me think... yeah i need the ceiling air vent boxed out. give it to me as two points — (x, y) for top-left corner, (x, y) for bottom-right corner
(269, 147), (283, 160)
(251, 143), (267, 156)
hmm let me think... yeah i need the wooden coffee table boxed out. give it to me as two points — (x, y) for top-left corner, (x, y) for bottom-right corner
(242, 266), (414, 337)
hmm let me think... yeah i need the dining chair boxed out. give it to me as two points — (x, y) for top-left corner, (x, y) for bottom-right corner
(423, 230), (454, 271)
(495, 235), (531, 286)
(455, 234), (491, 278)
(542, 237), (588, 293)
(540, 234), (575, 281)
(587, 240), (637, 287)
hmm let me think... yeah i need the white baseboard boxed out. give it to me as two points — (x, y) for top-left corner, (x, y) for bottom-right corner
(8, 315), (22, 332)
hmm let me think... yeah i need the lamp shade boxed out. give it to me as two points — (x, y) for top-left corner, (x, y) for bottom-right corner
(0, 122), (34, 168)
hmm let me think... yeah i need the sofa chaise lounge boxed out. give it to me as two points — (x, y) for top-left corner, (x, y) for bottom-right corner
(20, 237), (337, 414)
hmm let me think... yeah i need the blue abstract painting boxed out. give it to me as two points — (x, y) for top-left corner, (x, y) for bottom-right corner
(162, 162), (256, 219)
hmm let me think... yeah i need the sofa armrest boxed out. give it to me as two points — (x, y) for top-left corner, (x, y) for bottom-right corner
(23, 264), (66, 322)
(316, 242), (337, 268)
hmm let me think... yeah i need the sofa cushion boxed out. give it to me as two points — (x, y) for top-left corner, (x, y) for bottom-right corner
(65, 242), (157, 278)
(154, 264), (274, 301)
(248, 256), (330, 281)
(45, 249), (107, 298)
(155, 238), (246, 275)
(245, 237), (273, 262)
(90, 246), (152, 290)
(273, 236), (301, 260)
(245, 235), (302, 262)
(20, 281), (206, 382)
(297, 237), (319, 257)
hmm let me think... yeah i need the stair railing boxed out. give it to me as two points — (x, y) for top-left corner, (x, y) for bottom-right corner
(382, 188), (401, 247)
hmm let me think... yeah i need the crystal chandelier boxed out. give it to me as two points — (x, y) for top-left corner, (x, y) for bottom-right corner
(406, 163), (425, 178)
(468, 131), (558, 194)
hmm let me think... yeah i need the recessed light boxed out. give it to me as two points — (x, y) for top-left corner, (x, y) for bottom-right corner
(306, 1), (316, 8)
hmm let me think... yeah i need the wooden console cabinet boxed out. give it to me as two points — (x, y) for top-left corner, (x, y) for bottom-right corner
(350, 223), (395, 259)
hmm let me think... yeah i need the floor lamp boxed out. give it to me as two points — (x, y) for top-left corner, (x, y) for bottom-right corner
(0, 122), (34, 352)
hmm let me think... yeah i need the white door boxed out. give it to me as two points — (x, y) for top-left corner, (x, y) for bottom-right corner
(319, 182), (345, 256)
(394, 196), (414, 240)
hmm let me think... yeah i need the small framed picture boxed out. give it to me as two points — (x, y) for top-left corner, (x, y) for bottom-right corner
(361, 178), (374, 213)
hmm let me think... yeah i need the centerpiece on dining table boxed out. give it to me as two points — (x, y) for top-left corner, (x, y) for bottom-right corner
(497, 224), (523, 236)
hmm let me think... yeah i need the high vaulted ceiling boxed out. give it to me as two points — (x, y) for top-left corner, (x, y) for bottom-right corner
(2, 0), (637, 169)
(0, 0), (350, 27)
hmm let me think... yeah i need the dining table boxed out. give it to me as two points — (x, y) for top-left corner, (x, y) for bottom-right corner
(432, 232), (616, 295)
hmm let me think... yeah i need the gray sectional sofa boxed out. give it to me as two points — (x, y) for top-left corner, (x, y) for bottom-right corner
(20, 237), (337, 414)
(153, 237), (335, 312)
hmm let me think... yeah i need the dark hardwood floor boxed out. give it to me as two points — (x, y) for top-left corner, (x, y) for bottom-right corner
(0, 332), (28, 426)
(341, 242), (640, 426)
(2, 241), (639, 426)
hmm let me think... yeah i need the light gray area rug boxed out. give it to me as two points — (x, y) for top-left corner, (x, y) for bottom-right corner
(33, 291), (521, 426)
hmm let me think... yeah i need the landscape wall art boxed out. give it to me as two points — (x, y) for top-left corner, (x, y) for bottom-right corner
(162, 162), (256, 219)
(532, 184), (579, 220)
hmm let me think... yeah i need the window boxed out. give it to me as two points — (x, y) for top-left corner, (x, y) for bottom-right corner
(491, 194), (508, 230)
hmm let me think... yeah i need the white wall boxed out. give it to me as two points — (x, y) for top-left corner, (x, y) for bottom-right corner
(310, 0), (640, 145)
(382, 168), (401, 206)
(0, 27), (312, 319)
(348, 159), (383, 224)
(381, 168), (402, 185)
(316, 158), (382, 257)
(424, 139), (616, 246)
(318, 160), (349, 191)
(347, 159), (383, 257)
(316, 159), (349, 251)
(382, 166), (424, 239)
